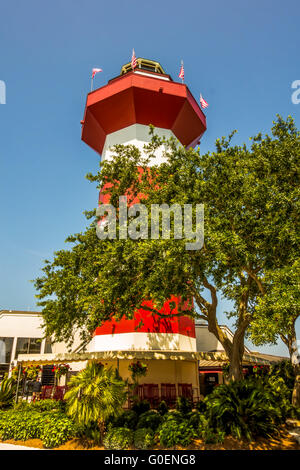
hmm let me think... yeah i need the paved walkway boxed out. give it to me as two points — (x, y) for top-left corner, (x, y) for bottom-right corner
(0, 443), (44, 450)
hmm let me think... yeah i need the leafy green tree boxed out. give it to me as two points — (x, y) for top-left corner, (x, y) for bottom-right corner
(64, 361), (127, 442)
(248, 262), (300, 405)
(34, 116), (299, 383)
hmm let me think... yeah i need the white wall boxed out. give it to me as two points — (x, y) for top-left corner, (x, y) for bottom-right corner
(102, 123), (176, 165)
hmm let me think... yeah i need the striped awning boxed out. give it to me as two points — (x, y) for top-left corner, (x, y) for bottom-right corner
(16, 349), (201, 365)
(16, 349), (274, 366)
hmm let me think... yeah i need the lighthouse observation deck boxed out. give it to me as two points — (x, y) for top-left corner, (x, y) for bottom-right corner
(81, 58), (206, 157)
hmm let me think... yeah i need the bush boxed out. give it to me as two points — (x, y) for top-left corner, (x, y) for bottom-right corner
(112, 410), (138, 430)
(157, 400), (168, 416)
(0, 378), (15, 409)
(14, 399), (65, 413)
(158, 419), (195, 448)
(176, 396), (193, 415)
(103, 427), (133, 450)
(0, 410), (44, 441)
(187, 411), (202, 430)
(131, 399), (150, 415)
(137, 410), (162, 431)
(40, 412), (80, 448)
(199, 426), (225, 444)
(133, 427), (155, 449)
(195, 400), (207, 413)
(206, 380), (282, 441)
(162, 410), (184, 424)
(0, 409), (80, 448)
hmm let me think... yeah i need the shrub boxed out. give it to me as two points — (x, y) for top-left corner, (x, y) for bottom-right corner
(187, 411), (201, 430)
(14, 399), (64, 413)
(158, 419), (195, 448)
(131, 399), (150, 415)
(137, 410), (162, 431)
(40, 412), (80, 448)
(112, 410), (138, 430)
(64, 362), (127, 442)
(206, 380), (282, 441)
(0, 410), (43, 441)
(0, 378), (15, 409)
(176, 396), (193, 415)
(195, 400), (207, 413)
(133, 427), (155, 449)
(0, 409), (80, 448)
(162, 410), (184, 424)
(199, 426), (225, 444)
(157, 400), (168, 416)
(103, 427), (133, 450)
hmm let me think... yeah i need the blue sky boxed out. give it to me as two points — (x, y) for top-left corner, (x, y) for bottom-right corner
(0, 0), (299, 356)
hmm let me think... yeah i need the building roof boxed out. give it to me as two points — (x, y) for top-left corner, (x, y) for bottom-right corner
(0, 309), (41, 315)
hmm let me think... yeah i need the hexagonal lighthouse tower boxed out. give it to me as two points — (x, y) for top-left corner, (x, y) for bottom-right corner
(81, 58), (207, 406)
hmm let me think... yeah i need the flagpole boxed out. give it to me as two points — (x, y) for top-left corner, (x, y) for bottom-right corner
(181, 60), (184, 84)
(91, 77), (93, 92)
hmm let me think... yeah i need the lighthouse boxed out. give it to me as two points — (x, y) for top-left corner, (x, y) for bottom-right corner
(81, 58), (207, 406)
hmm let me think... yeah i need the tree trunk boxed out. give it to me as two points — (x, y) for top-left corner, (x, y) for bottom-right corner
(98, 418), (105, 444)
(228, 343), (244, 382)
(287, 327), (300, 408)
(193, 274), (250, 383)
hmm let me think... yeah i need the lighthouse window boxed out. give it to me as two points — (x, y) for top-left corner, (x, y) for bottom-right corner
(140, 64), (157, 73)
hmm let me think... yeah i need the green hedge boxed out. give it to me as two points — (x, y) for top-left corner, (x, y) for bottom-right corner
(158, 419), (195, 448)
(137, 410), (162, 431)
(0, 409), (80, 448)
(133, 427), (155, 449)
(103, 427), (133, 450)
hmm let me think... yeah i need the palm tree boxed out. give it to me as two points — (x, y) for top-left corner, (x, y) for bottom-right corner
(64, 361), (127, 442)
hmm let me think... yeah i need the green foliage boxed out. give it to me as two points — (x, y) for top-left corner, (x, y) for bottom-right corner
(186, 411), (202, 430)
(195, 400), (207, 413)
(0, 378), (15, 409)
(0, 409), (80, 448)
(269, 360), (296, 392)
(205, 380), (282, 441)
(40, 412), (80, 448)
(64, 361), (127, 432)
(199, 426), (226, 445)
(176, 396), (193, 415)
(128, 361), (148, 382)
(34, 116), (300, 382)
(133, 427), (155, 449)
(112, 410), (138, 430)
(137, 410), (162, 431)
(131, 399), (150, 415)
(158, 419), (195, 448)
(162, 410), (185, 424)
(157, 400), (168, 416)
(14, 398), (64, 413)
(103, 427), (133, 450)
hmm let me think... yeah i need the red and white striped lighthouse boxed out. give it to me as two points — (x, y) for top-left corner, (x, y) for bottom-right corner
(81, 58), (207, 356)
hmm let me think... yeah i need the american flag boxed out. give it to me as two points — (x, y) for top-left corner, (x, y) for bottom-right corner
(131, 49), (137, 70)
(178, 61), (184, 81)
(200, 94), (209, 109)
(91, 68), (102, 79)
